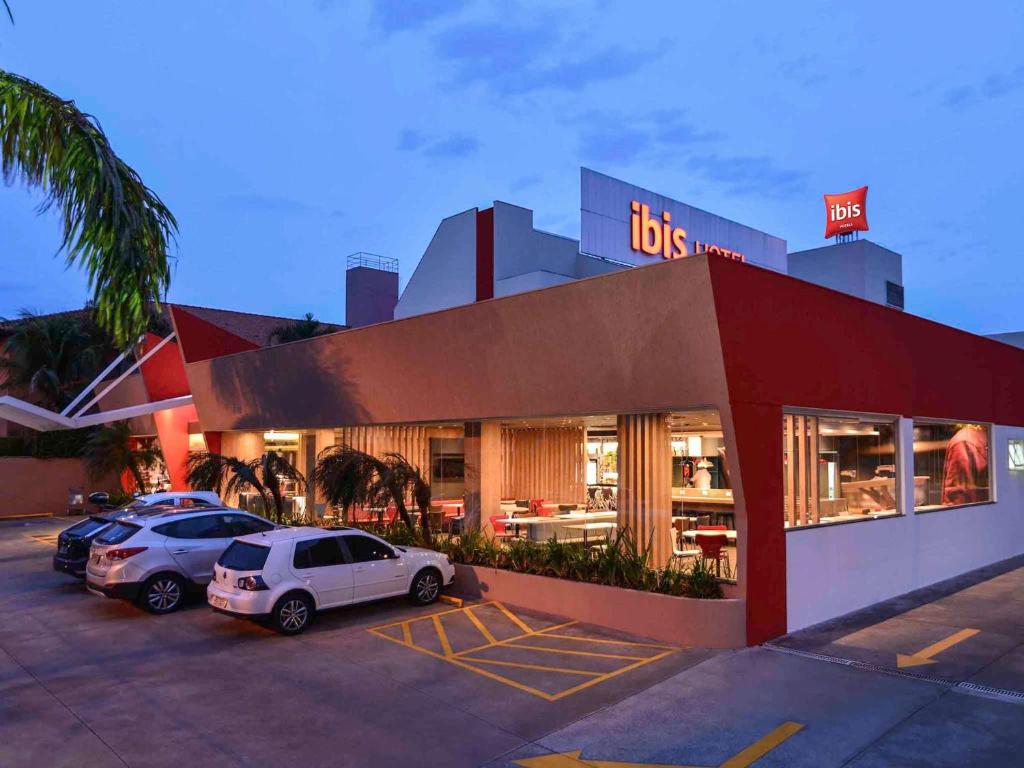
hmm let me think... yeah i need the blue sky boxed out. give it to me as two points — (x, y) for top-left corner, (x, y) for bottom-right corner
(1, 1), (1022, 333)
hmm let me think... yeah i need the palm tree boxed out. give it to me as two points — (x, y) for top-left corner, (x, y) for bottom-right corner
(269, 313), (331, 344)
(0, 65), (177, 349)
(186, 450), (305, 523)
(314, 445), (433, 541)
(0, 310), (112, 409)
(81, 421), (162, 495)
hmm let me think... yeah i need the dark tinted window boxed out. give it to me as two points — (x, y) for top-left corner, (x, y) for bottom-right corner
(221, 514), (274, 537)
(218, 541), (270, 571)
(343, 534), (395, 563)
(65, 517), (109, 538)
(153, 515), (227, 539)
(293, 537), (346, 569)
(95, 522), (140, 545)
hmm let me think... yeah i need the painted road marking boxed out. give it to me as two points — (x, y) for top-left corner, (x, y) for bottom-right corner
(897, 628), (980, 668)
(513, 721), (804, 768)
(25, 533), (59, 546)
(439, 594), (464, 607)
(368, 601), (678, 700)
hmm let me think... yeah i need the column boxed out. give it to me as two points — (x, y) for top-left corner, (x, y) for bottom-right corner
(463, 420), (501, 534)
(616, 413), (672, 567)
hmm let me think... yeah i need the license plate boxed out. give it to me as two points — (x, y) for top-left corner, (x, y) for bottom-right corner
(210, 595), (228, 610)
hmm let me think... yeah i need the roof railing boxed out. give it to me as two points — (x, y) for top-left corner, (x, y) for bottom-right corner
(346, 252), (398, 273)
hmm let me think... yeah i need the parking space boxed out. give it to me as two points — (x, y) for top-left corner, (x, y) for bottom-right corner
(773, 555), (1024, 691)
(369, 601), (678, 701)
(4, 517), (1024, 767)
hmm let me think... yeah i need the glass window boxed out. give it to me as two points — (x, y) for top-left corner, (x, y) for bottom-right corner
(343, 534), (396, 562)
(64, 517), (111, 538)
(783, 413), (899, 529)
(913, 421), (991, 509)
(95, 522), (141, 545)
(153, 514), (227, 539)
(218, 541), (270, 571)
(293, 537), (346, 569)
(221, 514), (273, 537)
(1009, 439), (1024, 472)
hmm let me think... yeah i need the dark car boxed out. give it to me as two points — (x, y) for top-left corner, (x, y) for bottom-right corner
(53, 492), (222, 577)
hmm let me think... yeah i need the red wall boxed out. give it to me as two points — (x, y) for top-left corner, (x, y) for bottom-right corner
(708, 256), (1024, 643)
(170, 306), (259, 364)
(476, 207), (495, 301)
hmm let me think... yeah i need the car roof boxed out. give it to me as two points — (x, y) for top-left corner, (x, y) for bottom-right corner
(120, 505), (248, 525)
(135, 490), (221, 504)
(234, 525), (356, 546)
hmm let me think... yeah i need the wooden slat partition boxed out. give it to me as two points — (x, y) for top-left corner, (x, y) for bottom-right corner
(500, 427), (586, 503)
(785, 414), (796, 527)
(617, 413), (672, 567)
(333, 425), (462, 475)
(796, 415), (808, 526)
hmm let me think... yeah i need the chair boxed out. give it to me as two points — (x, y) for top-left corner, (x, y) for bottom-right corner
(489, 514), (515, 540)
(696, 525), (730, 576)
(558, 504), (577, 513)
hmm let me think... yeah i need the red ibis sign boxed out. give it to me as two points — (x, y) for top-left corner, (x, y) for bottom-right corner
(823, 186), (869, 238)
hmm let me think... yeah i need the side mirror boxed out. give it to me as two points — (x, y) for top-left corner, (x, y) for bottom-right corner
(88, 492), (110, 506)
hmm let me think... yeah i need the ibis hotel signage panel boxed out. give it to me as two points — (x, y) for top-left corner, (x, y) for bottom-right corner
(580, 168), (788, 271)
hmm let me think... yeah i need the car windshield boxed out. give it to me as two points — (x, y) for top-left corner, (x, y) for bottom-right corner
(95, 522), (141, 546)
(64, 517), (110, 537)
(218, 541), (270, 571)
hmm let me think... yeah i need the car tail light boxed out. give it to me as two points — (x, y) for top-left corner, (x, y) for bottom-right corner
(237, 575), (268, 591)
(106, 547), (148, 561)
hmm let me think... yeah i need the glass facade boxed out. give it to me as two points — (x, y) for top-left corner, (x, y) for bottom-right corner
(783, 413), (900, 529)
(913, 421), (991, 509)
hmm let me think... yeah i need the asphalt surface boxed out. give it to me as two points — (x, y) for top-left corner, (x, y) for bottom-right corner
(2, 515), (1023, 767)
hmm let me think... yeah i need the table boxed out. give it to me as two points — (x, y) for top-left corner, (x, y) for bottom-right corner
(494, 511), (617, 542)
(682, 529), (737, 542)
(564, 521), (616, 547)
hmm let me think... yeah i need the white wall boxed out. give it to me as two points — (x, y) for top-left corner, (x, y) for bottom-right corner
(394, 208), (477, 320)
(787, 240), (903, 308)
(786, 420), (1024, 631)
(494, 270), (575, 297)
(492, 201), (579, 283)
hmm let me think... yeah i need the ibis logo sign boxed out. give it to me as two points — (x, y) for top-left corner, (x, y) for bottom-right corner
(823, 186), (869, 238)
(629, 201), (745, 262)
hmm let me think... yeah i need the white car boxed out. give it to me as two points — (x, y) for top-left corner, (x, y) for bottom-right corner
(207, 526), (455, 635)
(86, 507), (276, 613)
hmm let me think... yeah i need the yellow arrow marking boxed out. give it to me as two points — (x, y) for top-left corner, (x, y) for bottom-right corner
(896, 628), (980, 668)
(512, 722), (803, 768)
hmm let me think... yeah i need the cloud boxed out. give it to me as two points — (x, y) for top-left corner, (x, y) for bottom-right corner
(432, 19), (645, 96)
(368, 0), (468, 34)
(577, 111), (717, 165)
(684, 154), (808, 197)
(422, 134), (480, 158)
(944, 64), (1024, 109)
(397, 130), (480, 159)
(510, 174), (542, 193)
(776, 55), (828, 87)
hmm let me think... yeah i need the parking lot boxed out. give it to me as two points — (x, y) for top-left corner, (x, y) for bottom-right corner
(3, 515), (1024, 768)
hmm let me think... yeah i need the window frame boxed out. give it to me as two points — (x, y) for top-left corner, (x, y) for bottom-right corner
(339, 533), (398, 563)
(911, 417), (996, 514)
(782, 407), (904, 534)
(292, 536), (348, 570)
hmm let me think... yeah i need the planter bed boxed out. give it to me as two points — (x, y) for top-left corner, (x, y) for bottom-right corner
(452, 563), (747, 648)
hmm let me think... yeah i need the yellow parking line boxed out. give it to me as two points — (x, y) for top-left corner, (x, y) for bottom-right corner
(537, 632), (676, 651)
(464, 605), (498, 645)
(493, 601), (534, 633)
(432, 614), (454, 657)
(509, 643), (650, 661)
(460, 657), (604, 676)
(721, 721), (803, 768)
(439, 594), (463, 607)
(547, 649), (677, 701)
(369, 602), (489, 633)
(370, 628), (557, 700)
(454, 620), (579, 657)
(401, 621), (412, 646)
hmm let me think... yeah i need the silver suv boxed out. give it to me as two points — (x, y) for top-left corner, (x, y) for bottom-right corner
(86, 506), (275, 614)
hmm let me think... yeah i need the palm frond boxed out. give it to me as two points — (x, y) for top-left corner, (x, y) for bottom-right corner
(0, 71), (177, 349)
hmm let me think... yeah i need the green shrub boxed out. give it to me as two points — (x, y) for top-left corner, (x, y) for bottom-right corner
(36, 428), (96, 458)
(438, 525), (725, 599)
(0, 436), (31, 457)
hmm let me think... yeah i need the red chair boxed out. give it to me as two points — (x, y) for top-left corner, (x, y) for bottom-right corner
(490, 514), (514, 540)
(386, 504), (399, 527)
(530, 499), (551, 516)
(696, 525), (730, 576)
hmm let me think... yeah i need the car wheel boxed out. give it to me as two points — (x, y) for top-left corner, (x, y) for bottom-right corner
(272, 592), (313, 636)
(140, 573), (185, 614)
(410, 568), (442, 606)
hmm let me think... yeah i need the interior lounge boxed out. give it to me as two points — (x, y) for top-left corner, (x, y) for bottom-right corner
(219, 408), (737, 579)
